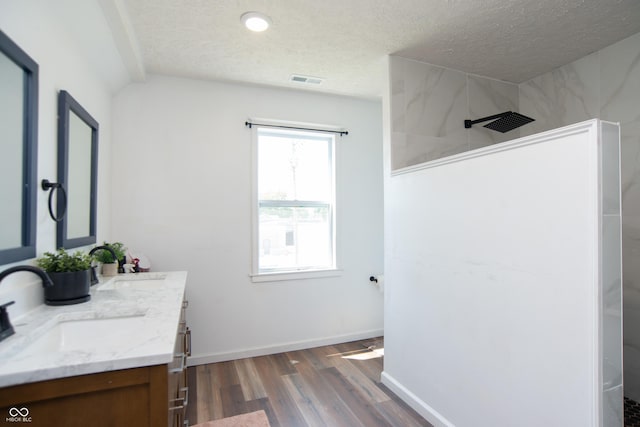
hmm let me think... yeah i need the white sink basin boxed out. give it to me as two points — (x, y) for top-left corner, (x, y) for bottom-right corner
(99, 279), (167, 291)
(98, 273), (169, 291)
(18, 316), (147, 357)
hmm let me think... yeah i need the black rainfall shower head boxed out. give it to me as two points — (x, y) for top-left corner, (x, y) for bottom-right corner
(464, 111), (535, 133)
(483, 112), (534, 133)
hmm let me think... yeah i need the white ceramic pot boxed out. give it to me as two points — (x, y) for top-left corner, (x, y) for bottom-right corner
(101, 262), (118, 276)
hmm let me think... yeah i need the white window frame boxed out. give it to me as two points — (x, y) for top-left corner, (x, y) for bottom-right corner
(250, 119), (342, 282)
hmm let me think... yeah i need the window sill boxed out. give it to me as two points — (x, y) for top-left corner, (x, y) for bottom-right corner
(250, 269), (343, 283)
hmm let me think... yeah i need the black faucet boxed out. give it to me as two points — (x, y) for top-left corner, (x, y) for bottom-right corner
(0, 265), (53, 343)
(88, 246), (118, 285)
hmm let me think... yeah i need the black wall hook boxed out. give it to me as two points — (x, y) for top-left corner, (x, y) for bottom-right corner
(41, 179), (60, 191)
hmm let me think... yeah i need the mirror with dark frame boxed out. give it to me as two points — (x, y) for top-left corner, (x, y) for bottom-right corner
(0, 30), (38, 265)
(57, 90), (99, 249)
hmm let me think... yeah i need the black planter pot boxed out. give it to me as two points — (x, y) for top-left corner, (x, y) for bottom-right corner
(45, 269), (91, 306)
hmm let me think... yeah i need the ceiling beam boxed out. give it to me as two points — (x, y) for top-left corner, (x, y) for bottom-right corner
(98, 0), (146, 82)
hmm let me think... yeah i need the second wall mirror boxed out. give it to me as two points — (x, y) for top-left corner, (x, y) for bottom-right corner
(57, 90), (99, 249)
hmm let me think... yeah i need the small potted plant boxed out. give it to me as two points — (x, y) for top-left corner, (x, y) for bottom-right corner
(92, 242), (126, 276)
(36, 248), (93, 305)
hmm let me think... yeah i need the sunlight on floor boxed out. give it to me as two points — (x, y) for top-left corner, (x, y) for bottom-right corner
(326, 343), (385, 361)
(342, 347), (384, 360)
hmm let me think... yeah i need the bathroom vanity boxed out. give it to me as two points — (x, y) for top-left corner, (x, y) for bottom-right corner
(0, 271), (190, 426)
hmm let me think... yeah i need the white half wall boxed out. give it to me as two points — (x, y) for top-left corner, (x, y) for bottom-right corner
(111, 76), (384, 362)
(382, 120), (622, 426)
(518, 30), (640, 403)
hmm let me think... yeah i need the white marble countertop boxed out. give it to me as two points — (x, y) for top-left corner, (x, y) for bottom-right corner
(0, 271), (187, 388)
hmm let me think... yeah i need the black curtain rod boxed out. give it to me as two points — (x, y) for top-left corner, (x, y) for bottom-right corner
(245, 121), (348, 136)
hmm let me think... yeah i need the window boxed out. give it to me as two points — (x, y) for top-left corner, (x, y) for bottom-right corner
(252, 126), (337, 278)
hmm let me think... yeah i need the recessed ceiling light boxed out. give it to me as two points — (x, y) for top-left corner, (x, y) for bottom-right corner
(241, 12), (272, 32)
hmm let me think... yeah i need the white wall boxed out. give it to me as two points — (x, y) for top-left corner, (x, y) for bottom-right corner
(0, 1), (125, 317)
(112, 75), (384, 362)
(382, 120), (622, 426)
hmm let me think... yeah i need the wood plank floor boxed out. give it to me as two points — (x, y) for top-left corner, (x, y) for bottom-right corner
(186, 337), (432, 427)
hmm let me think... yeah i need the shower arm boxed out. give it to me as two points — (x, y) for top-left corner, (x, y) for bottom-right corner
(464, 112), (512, 129)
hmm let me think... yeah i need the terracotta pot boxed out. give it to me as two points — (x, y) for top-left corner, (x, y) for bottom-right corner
(45, 269), (91, 306)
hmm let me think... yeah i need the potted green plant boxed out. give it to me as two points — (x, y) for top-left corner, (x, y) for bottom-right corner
(36, 249), (93, 305)
(92, 242), (126, 276)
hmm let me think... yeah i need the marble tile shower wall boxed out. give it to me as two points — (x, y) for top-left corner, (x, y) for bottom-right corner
(390, 56), (519, 170)
(519, 30), (640, 403)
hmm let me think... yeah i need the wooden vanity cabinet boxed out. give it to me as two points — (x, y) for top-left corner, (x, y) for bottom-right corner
(0, 300), (190, 427)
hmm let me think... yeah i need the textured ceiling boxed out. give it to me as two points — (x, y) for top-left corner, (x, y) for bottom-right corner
(122, 0), (640, 99)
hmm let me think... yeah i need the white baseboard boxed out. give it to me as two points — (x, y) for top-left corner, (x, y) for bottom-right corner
(188, 329), (384, 366)
(381, 371), (454, 427)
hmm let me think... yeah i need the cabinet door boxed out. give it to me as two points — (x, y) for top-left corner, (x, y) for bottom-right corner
(0, 365), (168, 427)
